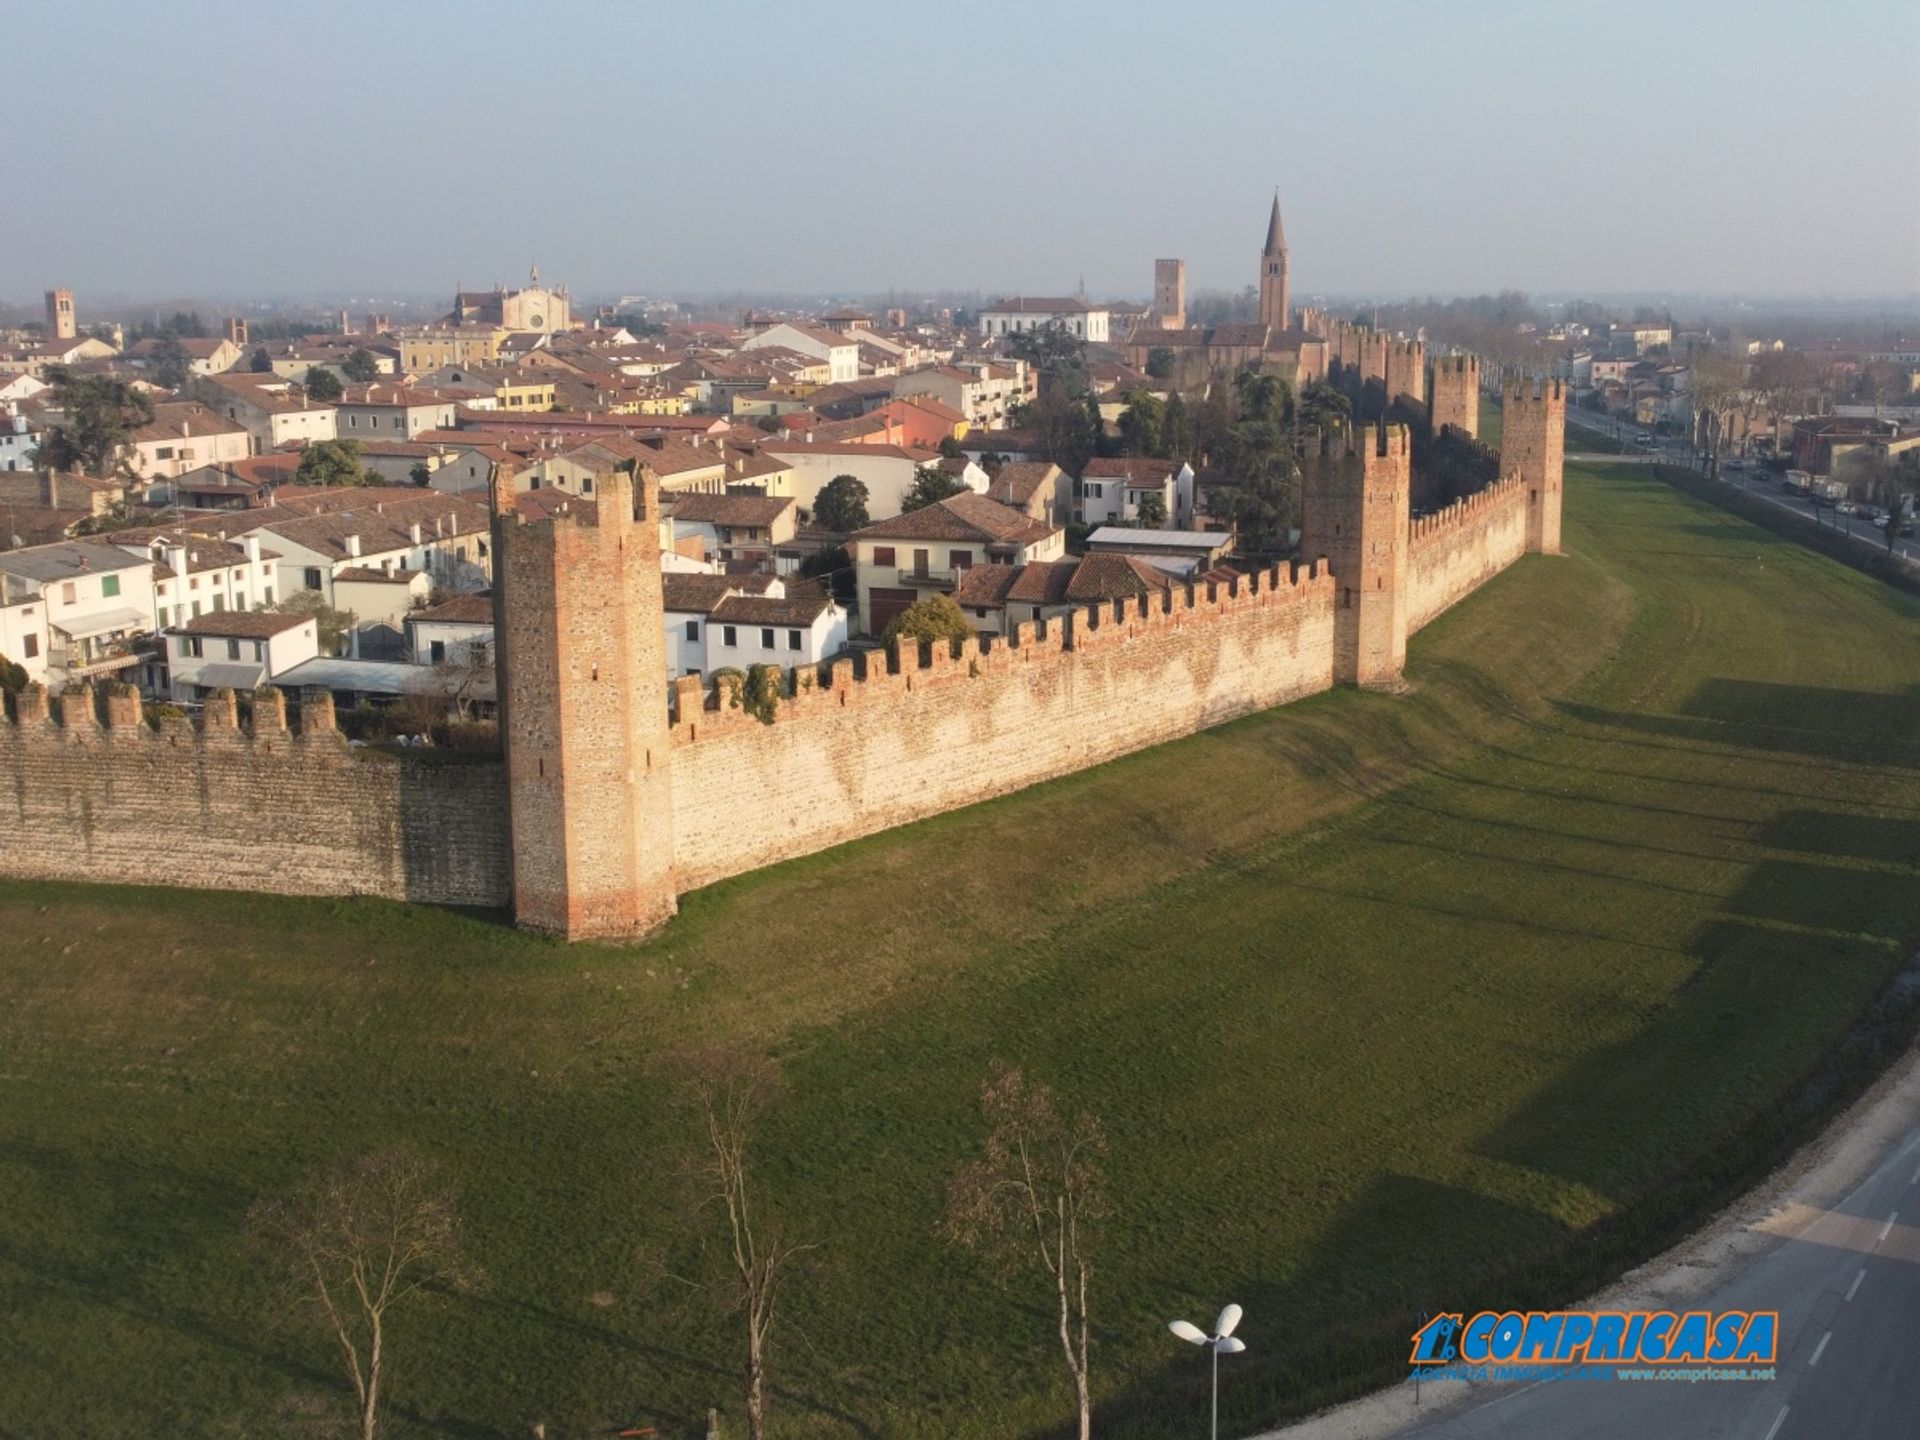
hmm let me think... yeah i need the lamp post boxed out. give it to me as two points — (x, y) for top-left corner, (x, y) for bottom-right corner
(1169, 1303), (1245, 1440)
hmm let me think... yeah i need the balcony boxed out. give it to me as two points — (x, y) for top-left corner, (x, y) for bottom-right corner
(52, 635), (154, 680)
(896, 567), (958, 587)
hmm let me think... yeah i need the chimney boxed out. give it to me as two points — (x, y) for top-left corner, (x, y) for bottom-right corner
(243, 535), (261, 566)
(345, 534), (361, 558)
(410, 522), (422, 546)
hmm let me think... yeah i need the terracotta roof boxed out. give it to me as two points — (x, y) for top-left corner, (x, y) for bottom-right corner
(951, 564), (1019, 607)
(983, 297), (1106, 314)
(665, 493), (793, 527)
(661, 572), (779, 614)
(984, 461), (1062, 508)
(334, 566), (422, 583)
(709, 592), (836, 626)
(1083, 457), (1181, 483)
(413, 595), (494, 624)
(1063, 553), (1173, 602)
(131, 402), (248, 444)
(851, 492), (1056, 546)
(173, 610), (313, 638)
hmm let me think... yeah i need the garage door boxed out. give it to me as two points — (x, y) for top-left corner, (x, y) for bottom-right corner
(866, 587), (916, 636)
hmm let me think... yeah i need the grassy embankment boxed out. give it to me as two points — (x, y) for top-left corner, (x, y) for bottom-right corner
(3, 459), (1918, 1438)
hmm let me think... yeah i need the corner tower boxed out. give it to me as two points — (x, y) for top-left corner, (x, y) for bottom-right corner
(492, 465), (677, 939)
(1298, 422), (1410, 687)
(1429, 355), (1480, 439)
(1501, 377), (1567, 555)
(1259, 194), (1290, 330)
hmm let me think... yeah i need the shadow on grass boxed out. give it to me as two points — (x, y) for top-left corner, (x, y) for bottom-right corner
(1558, 680), (1920, 772)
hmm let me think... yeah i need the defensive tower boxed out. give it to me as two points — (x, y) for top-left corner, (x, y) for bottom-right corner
(44, 288), (75, 341)
(491, 465), (677, 938)
(1385, 338), (1426, 410)
(1152, 258), (1186, 329)
(1298, 422), (1410, 687)
(1259, 194), (1290, 330)
(1429, 354), (1480, 439)
(1500, 377), (1567, 555)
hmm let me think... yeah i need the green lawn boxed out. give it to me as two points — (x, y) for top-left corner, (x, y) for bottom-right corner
(4, 462), (1920, 1439)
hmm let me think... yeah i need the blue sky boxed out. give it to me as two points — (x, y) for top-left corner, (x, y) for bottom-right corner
(3, 0), (1915, 303)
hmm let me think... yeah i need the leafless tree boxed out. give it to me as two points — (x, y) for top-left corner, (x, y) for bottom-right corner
(246, 1146), (474, 1440)
(685, 1055), (816, 1440)
(941, 1062), (1108, 1440)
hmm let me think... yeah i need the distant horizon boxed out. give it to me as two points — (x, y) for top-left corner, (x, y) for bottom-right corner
(4, 1), (1916, 304)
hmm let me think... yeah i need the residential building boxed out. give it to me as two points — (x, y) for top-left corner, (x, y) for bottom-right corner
(0, 540), (159, 690)
(891, 361), (1029, 429)
(661, 572), (847, 680)
(129, 334), (243, 377)
(240, 491), (492, 611)
(740, 323), (861, 384)
(1076, 457), (1196, 526)
(663, 493), (797, 567)
(406, 594), (494, 666)
(978, 298), (1111, 344)
(950, 553), (1176, 636)
(336, 384), (461, 439)
(163, 610), (318, 703)
(195, 373), (338, 452)
(978, 461), (1068, 524)
(1082, 525), (1235, 575)
(126, 402), (251, 480)
(847, 491), (1066, 634)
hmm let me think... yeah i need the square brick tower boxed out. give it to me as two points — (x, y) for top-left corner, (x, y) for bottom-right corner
(1386, 339), (1426, 410)
(1298, 422), (1411, 687)
(492, 465), (678, 939)
(1153, 258), (1187, 330)
(1428, 355), (1480, 439)
(44, 288), (75, 340)
(1501, 377), (1567, 555)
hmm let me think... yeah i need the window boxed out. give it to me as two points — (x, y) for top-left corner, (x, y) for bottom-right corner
(582, 477), (594, 494)
(429, 640), (446, 663)
(477, 541), (488, 558)
(684, 619), (699, 641)
(183, 636), (203, 657)
(722, 625), (737, 647)
(21, 634), (36, 659)
(61, 582), (76, 604)
(191, 601), (201, 618)
(348, 415), (358, 428)
(253, 641), (264, 660)
(189, 576), (199, 591)
(262, 588), (274, 605)
(950, 549), (973, 570)
(101, 574), (120, 597)
(760, 628), (774, 649)
(787, 629), (802, 651)
(156, 445), (174, 460)
(226, 639), (241, 660)
(157, 606), (169, 627)
(303, 568), (322, 590)
(212, 595), (225, 612)
(873, 546), (895, 567)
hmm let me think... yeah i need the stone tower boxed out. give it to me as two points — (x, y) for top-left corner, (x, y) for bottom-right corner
(1153, 258), (1187, 330)
(44, 288), (75, 341)
(491, 465), (678, 939)
(1385, 339), (1426, 410)
(1429, 355), (1480, 439)
(1298, 422), (1410, 687)
(1501, 377), (1567, 555)
(1259, 194), (1290, 331)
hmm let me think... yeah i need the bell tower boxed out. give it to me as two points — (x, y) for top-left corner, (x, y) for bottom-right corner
(1259, 194), (1290, 331)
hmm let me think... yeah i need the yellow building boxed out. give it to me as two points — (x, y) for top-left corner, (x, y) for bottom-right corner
(401, 329), (507, 373)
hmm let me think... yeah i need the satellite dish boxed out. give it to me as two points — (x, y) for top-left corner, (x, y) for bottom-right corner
(1169, 1320), (1208, 1345)
(1215, 1304), (1242, 1339)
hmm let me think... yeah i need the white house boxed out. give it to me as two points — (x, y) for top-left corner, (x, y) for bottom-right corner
(0, 540), (160, 691)
(740, 323), (861, 385)
(756, 440), (960, 521)
(196, 374), (338, 453)
(239, 492), (492, 611)
(126, 402), (251, 480)
(405, 594), (494, 666)
(978, 298), (1111, 344)
(660, 573), (847, 680)
(335, 384), (460, 440)
(1076, 458), (1196, 527)
(891, 361), (1030, 429)
(163, 610), (318, 703)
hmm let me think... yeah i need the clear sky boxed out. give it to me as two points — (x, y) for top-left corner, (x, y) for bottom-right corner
(3, 0), (1916, 305)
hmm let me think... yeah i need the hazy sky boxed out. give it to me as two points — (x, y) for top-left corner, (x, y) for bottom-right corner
(4, 0), (1916, 306)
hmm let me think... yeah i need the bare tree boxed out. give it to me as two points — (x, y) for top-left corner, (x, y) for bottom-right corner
(246, 1146), (474, 1440)
(941, 1062), (1108, 1440)
(686, 1056), (816, 1440)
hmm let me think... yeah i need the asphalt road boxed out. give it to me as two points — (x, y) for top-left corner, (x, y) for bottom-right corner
(1397, 1118), (1920, 1439)
(1564, 415), (1920, 566)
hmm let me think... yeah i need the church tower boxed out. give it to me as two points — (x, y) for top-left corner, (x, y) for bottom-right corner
(1259, 194), (1290, 331)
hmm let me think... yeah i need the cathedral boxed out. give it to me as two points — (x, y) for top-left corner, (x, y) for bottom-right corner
(450, 264), (572, 333)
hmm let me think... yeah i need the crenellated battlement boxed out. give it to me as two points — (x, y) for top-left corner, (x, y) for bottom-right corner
(1408, 473), (1529, 546)
(668, 560), (1337, 745)
(2, 681), (340, 751)
(1499, 375), (1568, 555)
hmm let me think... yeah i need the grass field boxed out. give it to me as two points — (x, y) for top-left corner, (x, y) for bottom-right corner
(4, 461), (1920, 1439)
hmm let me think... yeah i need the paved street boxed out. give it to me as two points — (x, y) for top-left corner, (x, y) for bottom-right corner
(1395, 1116), (1920, 1439)
(1565, 414), (1920, 565)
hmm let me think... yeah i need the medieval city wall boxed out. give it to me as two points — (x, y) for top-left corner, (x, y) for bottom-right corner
(1405, 475), (1531, 632)
(0, 686), (510, 908)
(666, 564), (1340, 890)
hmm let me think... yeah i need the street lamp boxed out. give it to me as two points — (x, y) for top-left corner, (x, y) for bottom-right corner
(1169, 1303), (1245, 1440)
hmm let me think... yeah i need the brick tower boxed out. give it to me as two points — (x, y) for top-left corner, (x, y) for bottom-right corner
(491, 465), (677, 938)
(1298, 422), (1410, 687)
(1429, 355), (1480, 439)
(1259, 194), (1290, 330)
(44, 288), (75, 340)
(1153, 258), (1187, 330)
(1385, 339), (1426, 410)
(1501, 377), (1567, 555)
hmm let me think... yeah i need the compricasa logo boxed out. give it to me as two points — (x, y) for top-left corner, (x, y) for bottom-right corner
(1410, 1310), (1779, 1367)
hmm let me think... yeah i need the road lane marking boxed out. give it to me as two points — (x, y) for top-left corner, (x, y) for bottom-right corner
(1878, 1210), (1898, 1244)
(1764, 1405), (1789, 1440)
(1809, 1330), (1831, 1369)
(1846, 1268), (1865, 1301)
